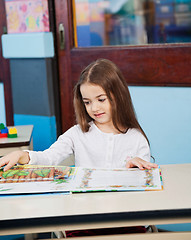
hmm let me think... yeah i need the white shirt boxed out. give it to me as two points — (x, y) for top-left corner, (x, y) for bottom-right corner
(28, 122), (150, 168)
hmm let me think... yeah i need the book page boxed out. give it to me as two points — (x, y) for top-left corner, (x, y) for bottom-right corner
(71, 168), (162, 192)
(0, 165), (73, 194)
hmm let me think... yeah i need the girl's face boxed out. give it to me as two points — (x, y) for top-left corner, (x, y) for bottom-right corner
(80, 82), (114, 133)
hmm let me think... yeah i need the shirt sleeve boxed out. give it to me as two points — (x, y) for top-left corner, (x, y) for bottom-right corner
(28, 127), (75, 166)
(135, 132), (151, 162)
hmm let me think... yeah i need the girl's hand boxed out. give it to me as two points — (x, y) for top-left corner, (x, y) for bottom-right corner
(126, 157), (158, 170)
(0, 151), (30, 171)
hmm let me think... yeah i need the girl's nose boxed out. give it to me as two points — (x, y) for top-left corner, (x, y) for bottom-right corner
(91, 101), (99, 111)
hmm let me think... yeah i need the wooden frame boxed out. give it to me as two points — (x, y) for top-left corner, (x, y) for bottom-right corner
(63, 0), (191, 87)
(0, 0), (14, 126)
(54, 0), (191, 132)
(70, 44), (191, 87)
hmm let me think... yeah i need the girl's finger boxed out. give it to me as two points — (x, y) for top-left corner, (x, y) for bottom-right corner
(143, 162), (158, 169)
(134, 161), (144, 170)
(3, 158), (17, 171)
(125, 161), (132, 168)
(3, 163), (13, 171)
(145, 162), (158, 168)
(152, 163), (158, 168)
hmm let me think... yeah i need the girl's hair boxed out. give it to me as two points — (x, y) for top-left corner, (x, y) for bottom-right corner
(74, 59), (149, 144)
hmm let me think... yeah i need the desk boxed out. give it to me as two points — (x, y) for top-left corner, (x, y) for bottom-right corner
(0, 125), (33, 156)
(0, 163), (191, 239)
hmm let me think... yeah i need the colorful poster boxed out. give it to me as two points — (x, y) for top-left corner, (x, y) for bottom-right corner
(5, 0), (50, 33)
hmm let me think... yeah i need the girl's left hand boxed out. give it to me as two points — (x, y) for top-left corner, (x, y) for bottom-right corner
(125, 157), (158, 170)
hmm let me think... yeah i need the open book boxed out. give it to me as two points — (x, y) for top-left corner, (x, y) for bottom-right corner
(0, 165), (163, 194)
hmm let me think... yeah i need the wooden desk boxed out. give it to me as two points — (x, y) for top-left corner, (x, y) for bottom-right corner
(0, 125), (33, 156)
(0, 164), (190, 239)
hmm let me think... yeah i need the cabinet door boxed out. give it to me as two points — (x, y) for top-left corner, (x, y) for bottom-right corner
(0, 0), (13, 125)
(54, 0), (191, 132)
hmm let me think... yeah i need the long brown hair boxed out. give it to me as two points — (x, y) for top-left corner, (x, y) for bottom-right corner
(74, 59), (149, 143)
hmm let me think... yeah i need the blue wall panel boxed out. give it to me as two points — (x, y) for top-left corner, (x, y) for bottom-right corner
(0, 235), (24, 240)
(14, 114), (57, 151)
(129, 86), (191, 231)
(156, 223), (191, 232)
(10, 59), (55, 116)
(129, 86), (191, 165)
(2, 33), (54, 58)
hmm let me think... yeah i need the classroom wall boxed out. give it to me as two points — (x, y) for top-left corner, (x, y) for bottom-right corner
(129, 86), (191, 232)
(10, 58), (57, 151)
(0, 59), (57, 151)
(129, 86), (191, 165)
(1, 30), (57, 151)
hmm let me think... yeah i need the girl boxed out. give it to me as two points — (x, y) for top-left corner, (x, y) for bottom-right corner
(0, 59), (157, 171)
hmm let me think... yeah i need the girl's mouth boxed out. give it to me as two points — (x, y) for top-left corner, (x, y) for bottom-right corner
(94, 113), (104, 118)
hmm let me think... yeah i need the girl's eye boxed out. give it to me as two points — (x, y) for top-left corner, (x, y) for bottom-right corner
(98, 98), (106, 102)
(83, 101), (90, 105)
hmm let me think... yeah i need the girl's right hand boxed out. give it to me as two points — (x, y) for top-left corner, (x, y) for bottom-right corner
(126, 157), (158, 170)
(0, 151), (30, 171)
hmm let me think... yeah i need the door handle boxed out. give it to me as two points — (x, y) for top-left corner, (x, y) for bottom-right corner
(59, 23), (65, 50)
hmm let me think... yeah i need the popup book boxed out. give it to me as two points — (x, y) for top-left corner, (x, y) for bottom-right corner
(0, 165), (163, 194)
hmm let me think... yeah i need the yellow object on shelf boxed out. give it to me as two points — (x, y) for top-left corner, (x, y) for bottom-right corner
(8, 127), (18, 138)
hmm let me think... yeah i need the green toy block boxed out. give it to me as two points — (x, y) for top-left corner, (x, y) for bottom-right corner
(0, 123), (5, 130)
(8, 133), (18, 138)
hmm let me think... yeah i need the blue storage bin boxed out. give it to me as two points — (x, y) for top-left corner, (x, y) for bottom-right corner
(175, 2), (191, 12)
(155, 16), (175, 26)
(156, 0), (174, 3)
(167, 34), (191, 43)
(153, 24), (191, 43)
(175, 0), (191, 3)
(155, 3), (174, 18)
(175, 14), (191, 26)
